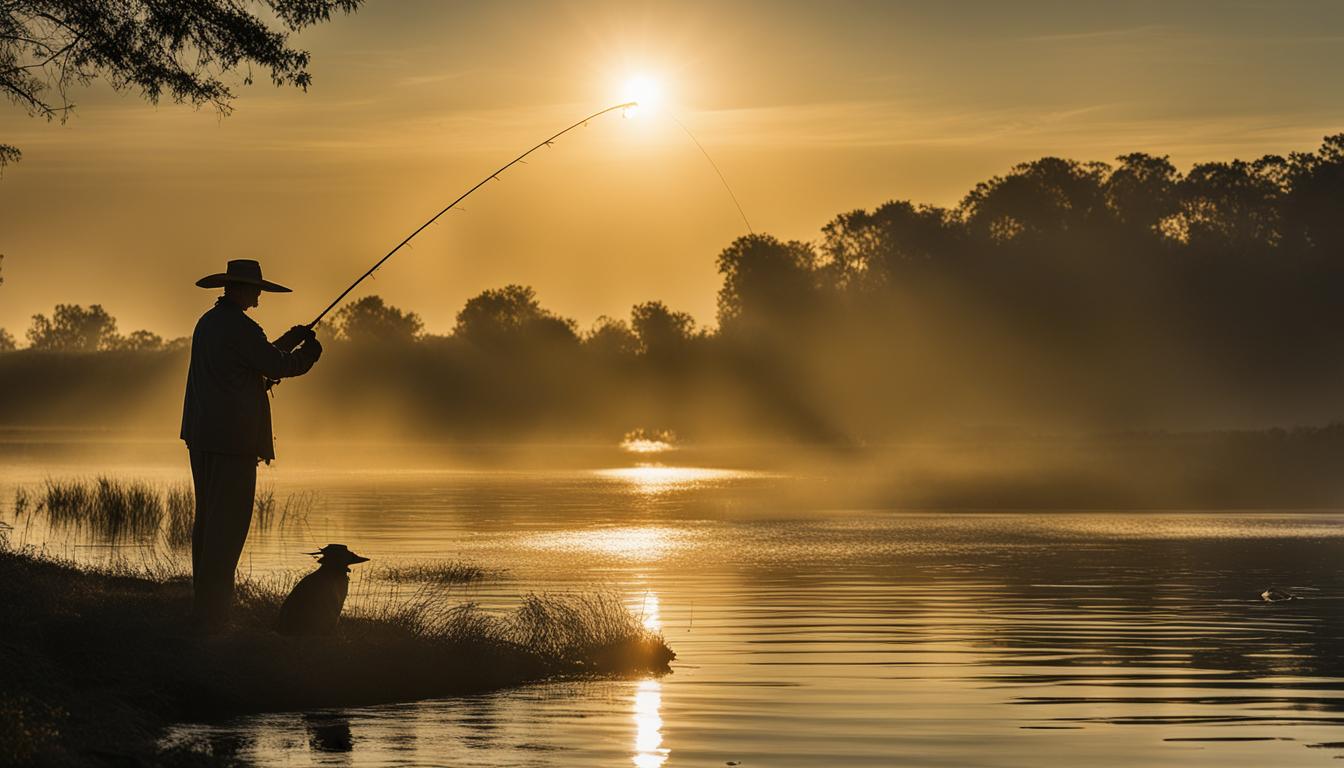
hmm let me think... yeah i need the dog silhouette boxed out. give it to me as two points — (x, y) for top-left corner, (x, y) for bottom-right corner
(277, 544), (370, 636)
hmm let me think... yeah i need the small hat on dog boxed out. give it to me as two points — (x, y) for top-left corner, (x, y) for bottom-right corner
(306, 544), (370, 564)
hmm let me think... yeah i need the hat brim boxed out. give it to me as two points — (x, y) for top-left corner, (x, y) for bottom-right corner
(196, 273), (292, 292)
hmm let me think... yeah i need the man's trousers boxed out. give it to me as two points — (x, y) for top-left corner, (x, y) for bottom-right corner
(188, 450), (256, 627)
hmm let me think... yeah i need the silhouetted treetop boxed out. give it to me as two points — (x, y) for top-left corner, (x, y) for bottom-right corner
(0, 0), (362, 168)
(584, 315), (638, 358)
(331, 295), (422, 344)
(453, 284), (578, 348)
(1283, 134), (1344, 255)
(961, 157), (1113, 243)
(1104, 153), (1179, 233)
(25, 303), (167, 352)
(108, 329), (166, 352)
(27, 303), (117, 351)
(1170, 158), (1286, 251)
(630, 301), (697, 356)
(822, 201), (961, 289)
(717, 234), (820, 332)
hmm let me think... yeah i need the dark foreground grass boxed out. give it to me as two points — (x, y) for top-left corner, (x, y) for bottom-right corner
(0, 543), (673, 767)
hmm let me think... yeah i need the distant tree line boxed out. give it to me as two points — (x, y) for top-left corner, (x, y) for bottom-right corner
(18, 304), (179, 352)
(2, 135), (1342, 440)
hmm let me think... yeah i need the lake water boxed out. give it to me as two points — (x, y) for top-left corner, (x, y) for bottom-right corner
(4, 437), (1344, 767)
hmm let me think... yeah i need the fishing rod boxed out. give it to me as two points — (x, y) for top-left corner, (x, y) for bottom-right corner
(303, 101), (638, 330)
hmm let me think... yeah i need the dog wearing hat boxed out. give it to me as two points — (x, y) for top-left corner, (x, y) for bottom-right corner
(277, 544), (371, 636)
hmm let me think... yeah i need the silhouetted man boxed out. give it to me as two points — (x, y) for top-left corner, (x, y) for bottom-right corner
(181, 259), (322, 630)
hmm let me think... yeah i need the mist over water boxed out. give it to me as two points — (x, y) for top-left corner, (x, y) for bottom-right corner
(4, 4), (1344, 765)
(5, 436), (1344, 767)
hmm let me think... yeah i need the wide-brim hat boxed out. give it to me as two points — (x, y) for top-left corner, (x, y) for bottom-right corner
(306, 543), (370, 564)
(196, 259), (291, 292)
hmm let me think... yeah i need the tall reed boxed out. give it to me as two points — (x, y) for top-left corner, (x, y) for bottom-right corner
(164, 483), (194, 549)
(29, 477), (164, 541)
(251, 486), (315, 533)
(13, 477), (318, 547)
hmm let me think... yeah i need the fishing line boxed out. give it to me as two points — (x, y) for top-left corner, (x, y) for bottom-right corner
(670, 114), (753, 235)
(297, 101), (753, 335)
(306, 101), (637, 328)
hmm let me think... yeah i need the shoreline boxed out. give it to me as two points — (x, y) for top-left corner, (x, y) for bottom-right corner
(0, 544), (673, 767)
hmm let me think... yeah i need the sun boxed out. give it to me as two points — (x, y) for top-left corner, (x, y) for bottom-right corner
(622, 74), (663, 116)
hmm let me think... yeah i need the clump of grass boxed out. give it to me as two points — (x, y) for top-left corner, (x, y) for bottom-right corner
(13, 486), (32, 517)
(93, 477), (162, 541)
(377, 560), (502, 584)
(336, 581), (671, 672)
(508, 592), (671, 671)
(38, 478), (89, 522)
(252, 486), (275, 527)
(341, 582), (501, 643)
(252, 486), (315, 534)
(164, 483), (194, 549)
(33, 476), (164, 541)
(233, 569), (670, 673)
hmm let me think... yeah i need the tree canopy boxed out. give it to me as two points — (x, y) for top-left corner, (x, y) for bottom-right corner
(330, 295), (422, 344)
(1, 0), (362, 170)
(630, 301), (696, 356)
(24, 303), (171, 351)
(583, 315), (638, 358)
(26, 303), (118, 351)
(453, 284), (578, 348)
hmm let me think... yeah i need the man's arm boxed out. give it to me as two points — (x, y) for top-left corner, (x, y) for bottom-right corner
(235, 323), (322, 380)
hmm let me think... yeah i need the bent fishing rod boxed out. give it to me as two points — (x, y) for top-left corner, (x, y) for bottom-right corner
(302, 101), (637, 330)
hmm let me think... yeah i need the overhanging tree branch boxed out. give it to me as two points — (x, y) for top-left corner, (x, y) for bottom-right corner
(0, 0), (364, 173)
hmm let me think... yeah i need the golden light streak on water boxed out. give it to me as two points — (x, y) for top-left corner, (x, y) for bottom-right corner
(620, 438), (675, 454)
(637, 592), (661, 632)
(619, 429), (677, 455)
(524, 526), (690, 561)
(594, 464), (749, 495)
(632, 679), (668, 768)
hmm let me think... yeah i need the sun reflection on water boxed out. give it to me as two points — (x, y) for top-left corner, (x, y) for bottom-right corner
(632, 679), (668, 768)
(595, 464), (750, 495)
(619, 429), (676, 455)
(523, 526), (691, 561)
(636, 592), (661, 632)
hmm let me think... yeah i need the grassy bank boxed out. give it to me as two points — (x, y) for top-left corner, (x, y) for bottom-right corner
(0, 542), (673, 767)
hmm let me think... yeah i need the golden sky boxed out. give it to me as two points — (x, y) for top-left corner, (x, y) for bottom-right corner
(1, 0), (1341, 340)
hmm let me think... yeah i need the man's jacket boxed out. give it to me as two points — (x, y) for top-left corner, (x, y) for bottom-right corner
(180, 298), (321, 461)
